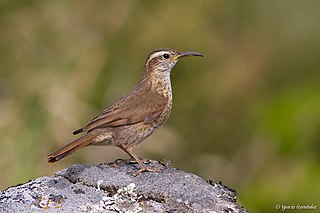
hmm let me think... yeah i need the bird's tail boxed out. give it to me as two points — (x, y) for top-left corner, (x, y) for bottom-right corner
(47, 132), (96, 163)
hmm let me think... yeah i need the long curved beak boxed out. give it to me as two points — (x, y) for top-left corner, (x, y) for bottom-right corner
(179, 51), (204, 58)
(173, 51), (204, 61)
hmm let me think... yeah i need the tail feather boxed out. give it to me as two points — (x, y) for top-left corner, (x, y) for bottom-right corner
(47, 133), (96, 163)
(73, 128), (84, 135)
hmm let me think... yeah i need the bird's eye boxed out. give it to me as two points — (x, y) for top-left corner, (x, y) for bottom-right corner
(163, 53), (170, 59)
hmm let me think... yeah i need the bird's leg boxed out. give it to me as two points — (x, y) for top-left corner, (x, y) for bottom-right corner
(117, 145), (162, 176)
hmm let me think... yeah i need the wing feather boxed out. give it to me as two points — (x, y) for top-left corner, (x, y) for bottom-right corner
(76, 90), (168, 132)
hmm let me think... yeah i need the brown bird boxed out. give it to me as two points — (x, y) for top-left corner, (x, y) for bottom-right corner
(48, 48), (203, 175)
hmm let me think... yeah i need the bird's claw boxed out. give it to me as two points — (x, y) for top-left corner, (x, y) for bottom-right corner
(131, 166), (164, 176)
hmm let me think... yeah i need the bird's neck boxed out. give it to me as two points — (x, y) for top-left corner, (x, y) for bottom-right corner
(139, 68), (172, 99)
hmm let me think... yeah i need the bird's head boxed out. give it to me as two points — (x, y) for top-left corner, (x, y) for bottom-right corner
(142, 48), (203, 79)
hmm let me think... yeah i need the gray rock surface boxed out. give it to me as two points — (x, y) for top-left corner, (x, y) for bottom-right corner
(0, 160), (247, 212)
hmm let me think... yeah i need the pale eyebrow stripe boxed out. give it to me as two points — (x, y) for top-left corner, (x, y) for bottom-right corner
(146, 51), (169, 64)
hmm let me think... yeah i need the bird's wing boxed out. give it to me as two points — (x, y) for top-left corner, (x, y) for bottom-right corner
(75, 91), (168, 133)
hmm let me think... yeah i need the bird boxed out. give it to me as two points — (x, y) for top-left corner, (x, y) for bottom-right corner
(47, 48), (203, 175)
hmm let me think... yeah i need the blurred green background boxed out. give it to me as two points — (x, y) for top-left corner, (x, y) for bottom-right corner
(1, 0), (319, 212)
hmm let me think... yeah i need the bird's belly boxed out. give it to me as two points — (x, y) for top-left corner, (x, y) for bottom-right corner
(112, 122), (159, 147)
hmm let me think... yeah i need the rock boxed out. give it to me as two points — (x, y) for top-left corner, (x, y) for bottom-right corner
(0, 160), (247, 212)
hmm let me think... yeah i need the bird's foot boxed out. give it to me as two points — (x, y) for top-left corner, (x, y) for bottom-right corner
(132, 166), (164, 176)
